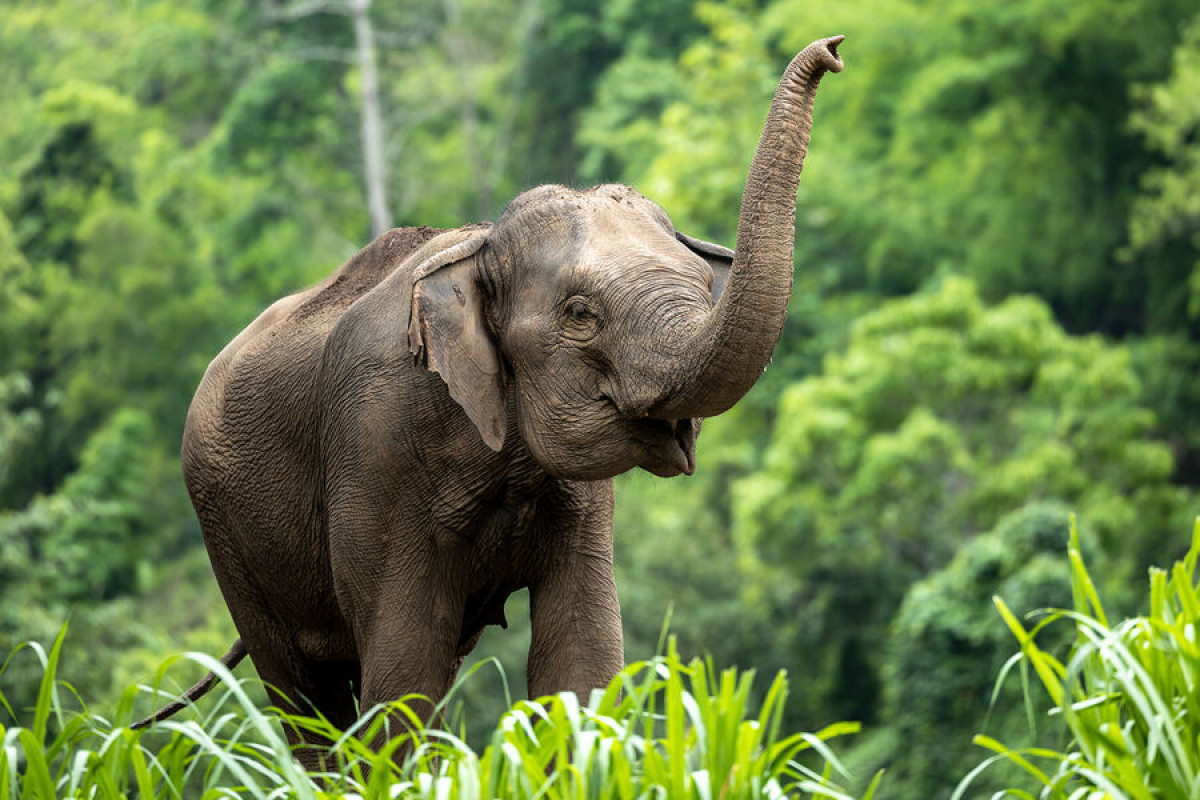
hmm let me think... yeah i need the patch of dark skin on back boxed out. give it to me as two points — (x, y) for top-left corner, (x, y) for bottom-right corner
(291, 225), (459, 321)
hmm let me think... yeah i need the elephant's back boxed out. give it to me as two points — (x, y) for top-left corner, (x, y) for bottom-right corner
(188, 225), (451, 449)
(287, 226), (446, 324)
(185, 227), (442, 454)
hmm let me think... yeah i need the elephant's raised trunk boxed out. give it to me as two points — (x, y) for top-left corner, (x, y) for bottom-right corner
(654, 36), (843, 420)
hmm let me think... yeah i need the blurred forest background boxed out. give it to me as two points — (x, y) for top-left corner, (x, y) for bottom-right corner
(2, 0), (1199, 796)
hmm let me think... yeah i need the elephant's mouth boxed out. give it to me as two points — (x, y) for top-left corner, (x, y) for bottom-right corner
(632, 416), (699, 477)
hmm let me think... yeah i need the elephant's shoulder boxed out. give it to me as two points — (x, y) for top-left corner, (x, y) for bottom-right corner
(318, 222), (495, 357)
(288, 225), (451, 324)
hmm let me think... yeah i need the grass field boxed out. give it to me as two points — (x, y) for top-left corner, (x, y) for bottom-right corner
(4, 517), (1197, 799)
(1, 633), (876, 799)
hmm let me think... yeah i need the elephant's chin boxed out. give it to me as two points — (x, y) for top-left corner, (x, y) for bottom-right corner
(514, 397), (699, 480)
(516, 413), (638, 481)
(635, 417), (699, 478)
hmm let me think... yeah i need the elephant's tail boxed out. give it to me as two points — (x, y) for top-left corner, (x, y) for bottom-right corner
(130, 639), (248, 730)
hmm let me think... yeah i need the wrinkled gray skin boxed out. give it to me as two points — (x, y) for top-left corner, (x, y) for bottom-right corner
(182, 37), (842, 764)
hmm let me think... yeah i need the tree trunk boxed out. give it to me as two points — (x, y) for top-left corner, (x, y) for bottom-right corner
(349, 0), (390, 236)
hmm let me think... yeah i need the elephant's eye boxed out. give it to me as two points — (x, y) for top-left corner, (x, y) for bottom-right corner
(562, 296), (600, 341)
(566, 300), (593, 321)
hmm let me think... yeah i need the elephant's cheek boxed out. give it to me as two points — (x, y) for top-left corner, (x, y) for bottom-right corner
(518, 402), (635, 480)
(512, 397), (573, 476)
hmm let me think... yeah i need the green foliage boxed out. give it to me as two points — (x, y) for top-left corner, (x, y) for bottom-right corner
(2, 410), (155, 604)
(1127, 16), (1200, 330)
(0, 0), (362, 722)
(0, 374), (40, 493)
(587, 1), (778, 244)
(1130, 335), (1200, 486)
(0, 631), (873, 799)
(956, 518), (1200, 798)
(0, 411), (175, 714)
(373, 0), (539, 224)
(723, 277), (1192, 730)
(613, 0), (1200, 334)
(519, 0), (706, 184)
(876, 504), (1076, 798)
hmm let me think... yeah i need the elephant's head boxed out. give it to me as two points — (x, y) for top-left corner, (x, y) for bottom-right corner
(408, 35), (844, 481)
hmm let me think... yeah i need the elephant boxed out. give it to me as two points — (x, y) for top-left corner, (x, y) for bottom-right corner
(133, 35), (843, 764)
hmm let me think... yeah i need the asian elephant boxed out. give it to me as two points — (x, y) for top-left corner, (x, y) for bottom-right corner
(134, 36), (843, 763)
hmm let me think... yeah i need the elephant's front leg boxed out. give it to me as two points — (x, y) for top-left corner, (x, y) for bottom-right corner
(360, 575), (466, 713)
(336, 529), (470, 734)
(527, 480), (623, 700)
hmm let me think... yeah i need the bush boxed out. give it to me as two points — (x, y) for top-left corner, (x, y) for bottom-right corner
(877, 504), (1077, 798)
(729, 278), (1193, 731)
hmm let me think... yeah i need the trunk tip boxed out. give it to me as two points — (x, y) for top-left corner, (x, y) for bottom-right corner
(811, 34), (846, 73)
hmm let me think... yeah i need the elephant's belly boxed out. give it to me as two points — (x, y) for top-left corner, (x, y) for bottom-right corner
(451, 584), (516, 661)
(461, 585), (513, 639)
(297, 623), (357, 662)
(453, 506), (545, 652)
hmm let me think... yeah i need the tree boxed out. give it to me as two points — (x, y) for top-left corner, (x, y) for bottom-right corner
(0, 410), (154, 708)
(265, 0), (392, 234)
(613, 0), (1200, 335)
(874, 504), (1079, 798)
(723, 278), (1191, 729)
(0, 0), (364, 714)
(1127, 13), (1200, 333)
(1123, 17), (1200, 485)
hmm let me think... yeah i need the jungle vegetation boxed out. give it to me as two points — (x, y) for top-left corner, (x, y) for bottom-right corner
(2, 0), (1199, 796)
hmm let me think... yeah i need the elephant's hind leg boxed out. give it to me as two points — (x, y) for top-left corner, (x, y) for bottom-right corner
(275, 660), (361, 772)
(201, 541), (356, 770)
(232, 615), (360, 772)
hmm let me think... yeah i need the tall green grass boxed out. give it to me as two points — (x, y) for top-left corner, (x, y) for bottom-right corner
(1, 631), (878, 799)
(955, 517), (1200, 799)
(10, 517), (1198, 798)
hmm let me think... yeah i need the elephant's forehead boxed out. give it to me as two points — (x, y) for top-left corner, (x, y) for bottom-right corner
(507, 199), (711, 299)
(571, 207), (711, 285)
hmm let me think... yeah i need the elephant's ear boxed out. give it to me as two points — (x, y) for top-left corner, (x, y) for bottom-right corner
(408, 228), (506, 451)
(676, 231), (733, 304)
